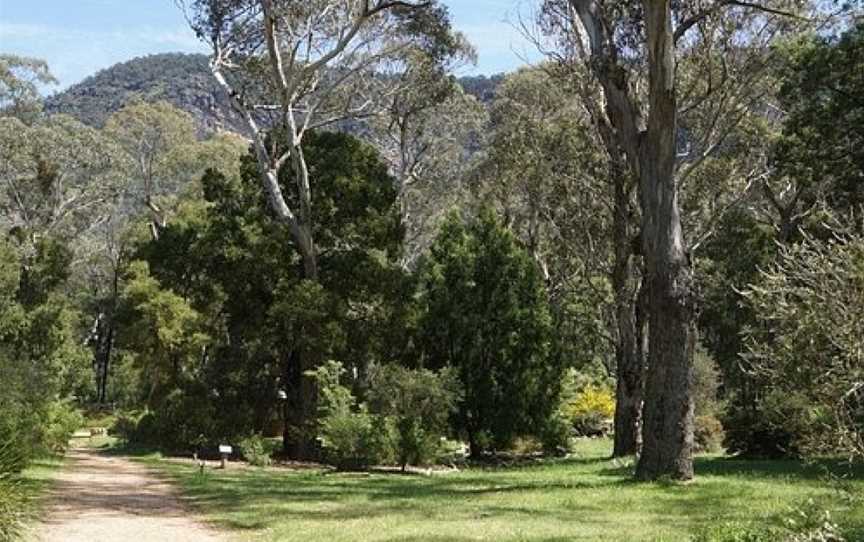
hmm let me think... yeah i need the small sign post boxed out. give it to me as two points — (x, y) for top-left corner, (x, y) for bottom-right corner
(218, 444), (232, 469)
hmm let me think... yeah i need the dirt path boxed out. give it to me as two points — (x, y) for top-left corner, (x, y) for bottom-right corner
(34, 447), (226, 542)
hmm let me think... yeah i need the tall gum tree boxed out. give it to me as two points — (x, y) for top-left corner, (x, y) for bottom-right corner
(540, 0), (820, 479)
(180, 0), (463, 458)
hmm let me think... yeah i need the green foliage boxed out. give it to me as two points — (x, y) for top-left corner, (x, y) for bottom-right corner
(309, 360), (461, 470)
(692, 348), (726, 453)
(694, 416), (726, 454)
(418, 208), (561, 455)
(0, 54), (57, 122)
(38, 401), (84, 454)
(366, 364), (461, 469)
(309, 361), (377, 470)
(238, 434), (272, 467)
(0, 457), (27, 542)
(143, 388), (216, 452)
(122, 129), (407, 451)
(540, 412), (573, 457)
(774, 22), (864, 217)
(691, 522), (784, 542)
(691, 499), (847, 542)
(110, 413), (143, 443)
(740, 233), (864, 459)
(0, 236), (89, 469)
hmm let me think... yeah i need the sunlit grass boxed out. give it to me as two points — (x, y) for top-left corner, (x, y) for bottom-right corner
(17, 453), (64, 538)
(136, 438), (864, 541)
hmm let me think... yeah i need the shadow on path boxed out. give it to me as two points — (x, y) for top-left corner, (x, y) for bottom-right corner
(34, 447), (225, 542)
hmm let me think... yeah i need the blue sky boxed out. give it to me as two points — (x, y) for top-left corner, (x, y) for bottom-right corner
(0, 0), (541, 92)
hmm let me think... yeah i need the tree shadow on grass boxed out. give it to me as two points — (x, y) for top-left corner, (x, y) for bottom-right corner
(595, 455), (864, 482)
(694, 456), (864, 481)
(141, 451), (864, 540)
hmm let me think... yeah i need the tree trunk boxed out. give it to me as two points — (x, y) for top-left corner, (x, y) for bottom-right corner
(611, 173), (643, 457)
(636, 255), (695, 480)
(98, 322), (115, 404)
(634, 0), (695, 481)
(280, 249), (320, 461)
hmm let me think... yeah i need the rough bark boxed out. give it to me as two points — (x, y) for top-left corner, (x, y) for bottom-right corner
(570, 0), (696, 479)
(611, 176), (643, 457)
(634, 1), (695, 481)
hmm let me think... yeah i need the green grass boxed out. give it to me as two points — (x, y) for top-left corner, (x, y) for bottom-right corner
(137, 439), (864, 542)
(13, 454), (65, 537)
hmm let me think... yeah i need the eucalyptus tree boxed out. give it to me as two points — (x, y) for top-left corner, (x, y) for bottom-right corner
(540, 0), (818, 480)
(181, 0), (464, 457)
(470, 66), (616, 397)
(104, 101), (201, 240)
(181, 0), (462, 279)
(366, 51), (486, 267)
(0, 114), (122, 249)
(0, 54), (57, 123)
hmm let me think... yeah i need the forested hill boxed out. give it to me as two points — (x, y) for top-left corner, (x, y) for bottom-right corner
(45, 53), (504, 135)
(44, 53), (245, 134)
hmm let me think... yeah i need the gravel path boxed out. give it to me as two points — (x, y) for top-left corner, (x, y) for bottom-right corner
(35, 447), (226, 542)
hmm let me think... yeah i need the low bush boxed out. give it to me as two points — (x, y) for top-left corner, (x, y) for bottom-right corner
(38, 401), (84, 454)
(119, 388), (216, 452)
(309, 361), (377, 470)
(691, 521), (783, 542)
(110, 413), (141, 442)
(238, 434), (272, 467)
(691, 499), (846, 542)
(694, 415), (726, 453)
(0, 475), (26, 542)
(318, 406), (376, 470)
(723, 390), (814, 458)
(0, 441), (27, 541)
(540, 412), (573, 456)
(435, 437), (468, 465)
(366, 364), (461, 470)
(310, 361), (461, 470)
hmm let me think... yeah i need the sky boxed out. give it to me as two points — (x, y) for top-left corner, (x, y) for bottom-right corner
(0, 0), (543, 93)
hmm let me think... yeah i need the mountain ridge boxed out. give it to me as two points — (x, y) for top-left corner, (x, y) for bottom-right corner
(45, 52), (504, 136)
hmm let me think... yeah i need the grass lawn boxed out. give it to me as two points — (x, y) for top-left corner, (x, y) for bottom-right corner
(138, 439), (864, 542)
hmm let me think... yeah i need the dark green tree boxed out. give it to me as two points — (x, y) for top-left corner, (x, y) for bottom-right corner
(126, 131), (407, 452)
(418, 209), (560, 457)
(773, 22), (864, 224)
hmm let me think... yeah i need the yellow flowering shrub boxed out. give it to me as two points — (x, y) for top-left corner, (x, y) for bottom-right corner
(563, 385), (615, 436)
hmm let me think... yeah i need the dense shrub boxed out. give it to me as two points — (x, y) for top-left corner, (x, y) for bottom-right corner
(540, 412), (573, 456)
(366, 364), (460, 469)
(238, 434), (272, 467)
(38, 401), (84, 454)
(739, 233), (864, 460)
(113, 388), (218, 452)
(0, 440), (28, 541)
(318, 407), (376, 470)
(691, 521), (784, 542)
(0, 474), (26, 542)
(110, 413), (141, 442)
(723, 390), (813, 459)
(309, 361), (378, 470)
(310, 361), (461, 470)
(141, 388), (216, 451)
(694, 415), (726, 453)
